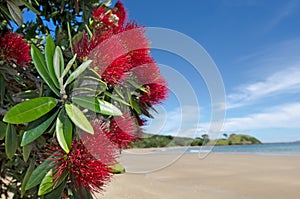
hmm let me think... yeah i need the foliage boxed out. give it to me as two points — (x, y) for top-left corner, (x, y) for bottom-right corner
(131, 133), (262, 148)
(131, 133), (194, 148)
(191, 137), (204, 146)
(0, 0), (168, 198)
(215, 134), (262, 146)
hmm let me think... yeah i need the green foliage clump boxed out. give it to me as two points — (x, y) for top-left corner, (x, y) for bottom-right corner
(131, 133), (194, 148)
(131, 133), (261, 148)
(215, 134), (262, 145)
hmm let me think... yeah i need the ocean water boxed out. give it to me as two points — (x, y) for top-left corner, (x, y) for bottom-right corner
(164, 143), (300, 156)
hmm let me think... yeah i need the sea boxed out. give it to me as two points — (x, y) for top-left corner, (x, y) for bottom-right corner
(162, 143), (300, 156)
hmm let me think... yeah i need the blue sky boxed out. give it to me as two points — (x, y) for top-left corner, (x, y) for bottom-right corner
(20, 1), (300, 142)
(117, 0), (300, 142)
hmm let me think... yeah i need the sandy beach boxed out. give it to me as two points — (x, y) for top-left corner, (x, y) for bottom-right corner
(96, 150), (300, 199)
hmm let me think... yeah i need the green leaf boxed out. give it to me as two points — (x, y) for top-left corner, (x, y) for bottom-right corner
(104, 91), (130, 106)
(0, 5), (12, 21)
(65, 103), (94, 134)
(26, 110), (55, 130)
(16, 90), (39, 99)
(45, 35), (59, 88)
(21, 110), (59, 146)
(85, 24), (93, 38)
(44, 180), (66, 199)
(5, 124), (17, 159)
(38, 169), (53, 196)
(72, 87), (104, 96)
(128, 80), (148, 93)
(25, 157), (54, 190)
(114, 86), (125, 98)
(72, 96), (100, 112)
(31, 45), (60, 96)
(3, 97), (58, 124)
(130, 96), (142, 114)
(67, 22), (74, 55)
(56, 109), (70, 153)
(19, 0), (41, 14)
(7, 0), (23, 25)
(89, 68), (104, 80)
(63, 112), (73, 149)
(140, 105), (154, 119)
(78, 75), (107, 93)
(98, 99), (123, 116)
(21, 159), (35, 197)
(64, 60), (92, 87)
(22, 143), (33, 162)
(0, 121), (6, 140)
(53, 46), (64, 81)
(127, 89), (141, 114)
(61, 54), (77, 79)
(72, 96), (122, 116)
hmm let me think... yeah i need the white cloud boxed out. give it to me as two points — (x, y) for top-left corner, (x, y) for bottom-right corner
(227, 67), (300, 108)
(143, 102), (300, 142)
(228, 37), (300, 109)
(193, 103), (300, 141)
(224, 103), (300, 130)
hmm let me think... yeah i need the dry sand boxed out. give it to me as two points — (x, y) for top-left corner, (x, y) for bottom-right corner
(96, 150), (300, 199)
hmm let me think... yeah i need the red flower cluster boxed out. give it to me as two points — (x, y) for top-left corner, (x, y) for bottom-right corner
(83, 116), (139, 150)
(0, 31), (31, 67)
(73, 1), (168, 105)
(140, 77), (168, 104)
(45, 115), (141, 195)
(46, 128), (118, 194)
(93, 1), (127, 29)
(106, 112), (139, 149)
(80, 120), (119, 163)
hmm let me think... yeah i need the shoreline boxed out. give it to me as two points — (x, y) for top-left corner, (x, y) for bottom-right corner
(126, 144), (300, 157)
(96, 152), (300, 199)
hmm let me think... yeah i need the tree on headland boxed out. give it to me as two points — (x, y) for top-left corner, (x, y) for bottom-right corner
(202, 134), (210, 144)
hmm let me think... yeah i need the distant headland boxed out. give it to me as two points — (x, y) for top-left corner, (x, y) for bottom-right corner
(131, 133), (261, 148)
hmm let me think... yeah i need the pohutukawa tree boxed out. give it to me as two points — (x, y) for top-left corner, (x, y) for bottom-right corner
(0, 0), (168, 198)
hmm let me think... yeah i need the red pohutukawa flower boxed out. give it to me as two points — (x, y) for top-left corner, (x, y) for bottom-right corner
(130, 49), (154, 69)
(46, 130), (118, 195)
(106, 112), (139, 149)
(113, 1), (127, 27)
(73, 1), (168, 102)
(140, 77), (168, 104)
(131, 63), (161, 85)
(74, 2), (159, 86)
(88, 33), (132, 84)
(93, 1), (127, 31)
(0, 31), (31, 67)
(80, 120), (119, 163)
